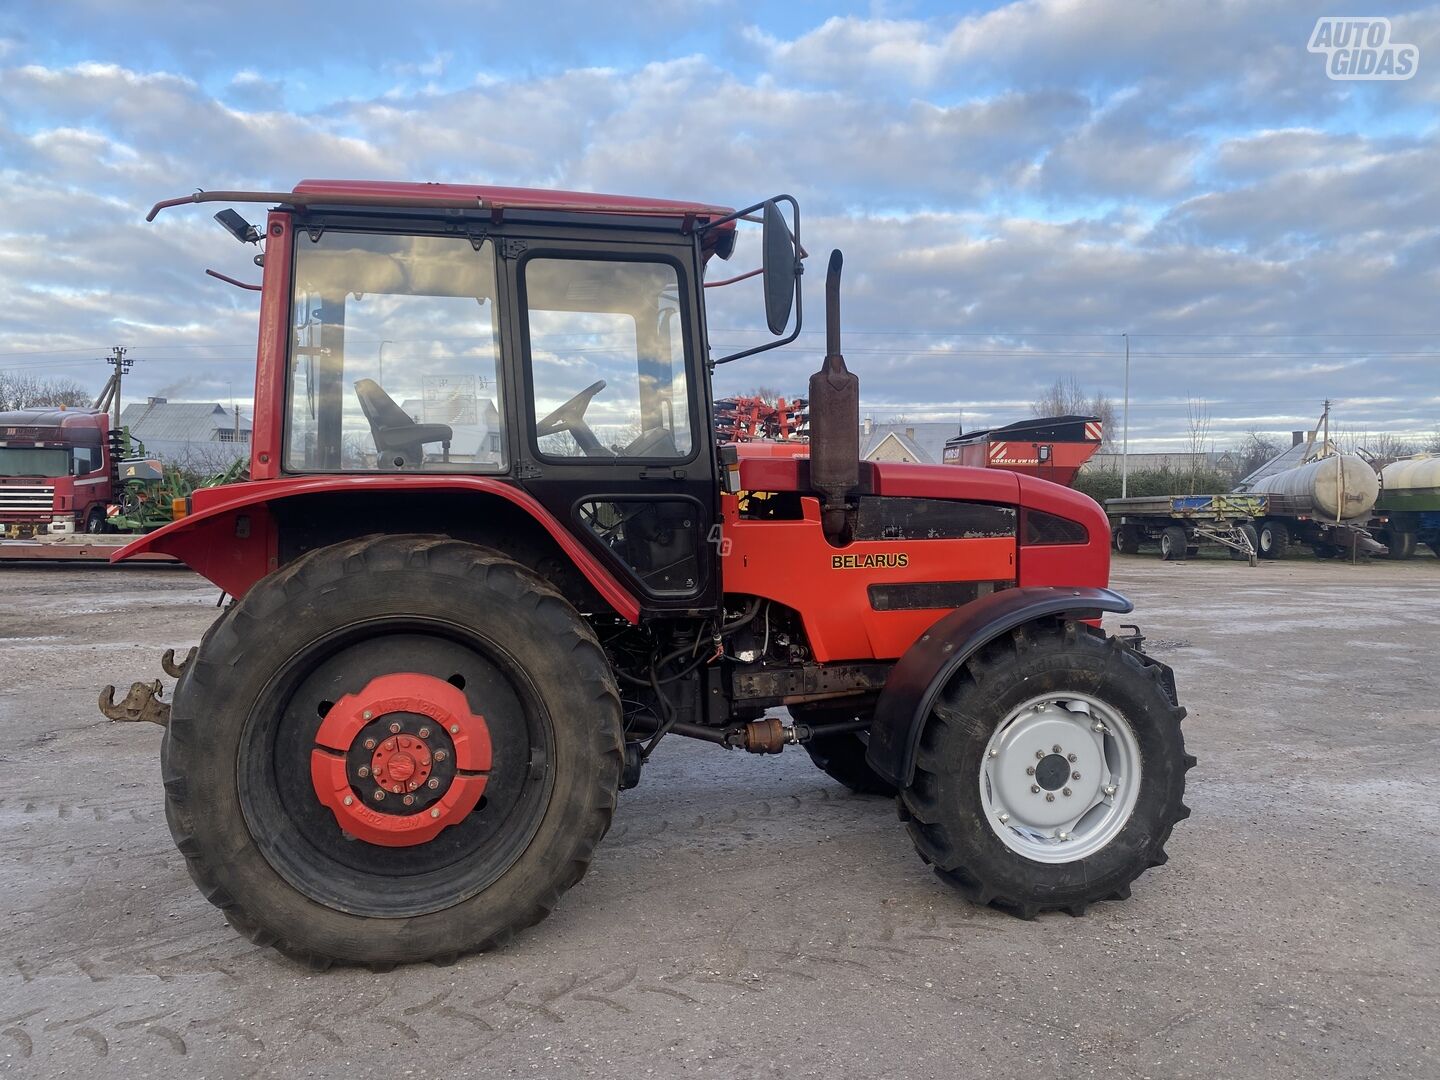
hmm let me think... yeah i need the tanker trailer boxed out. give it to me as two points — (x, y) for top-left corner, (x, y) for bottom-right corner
(1370, 454), (1440, 559)
(1243, 454), (1382, 559)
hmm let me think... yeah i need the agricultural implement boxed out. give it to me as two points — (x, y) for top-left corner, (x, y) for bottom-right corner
(106, 180), (1193, 968)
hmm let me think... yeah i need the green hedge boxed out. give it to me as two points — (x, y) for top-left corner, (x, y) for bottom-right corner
(1074, 467), (1236, 504)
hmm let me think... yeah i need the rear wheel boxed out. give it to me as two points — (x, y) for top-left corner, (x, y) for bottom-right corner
(900, 622), (1192, 918)
(1258, 520), (1289, 559)
(1160, 525), (1188, 561)
(1113, 524), (1142, 555)
(84, 506), (106, 534)
(162, 535), (622, 968)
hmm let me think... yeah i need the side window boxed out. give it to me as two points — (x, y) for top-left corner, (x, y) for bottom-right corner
(523, 258), (692, 460)
(286, 232), (506, 473)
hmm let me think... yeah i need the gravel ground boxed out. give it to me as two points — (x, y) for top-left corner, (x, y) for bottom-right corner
(0, 557), (1436, 1079)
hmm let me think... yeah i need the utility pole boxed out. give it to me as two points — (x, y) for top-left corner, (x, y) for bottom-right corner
(104, 346), (132, 429)
(1121, 333), (1130, 498)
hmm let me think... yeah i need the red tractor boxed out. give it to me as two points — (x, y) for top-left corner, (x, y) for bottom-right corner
(114, 181), (1192, 968)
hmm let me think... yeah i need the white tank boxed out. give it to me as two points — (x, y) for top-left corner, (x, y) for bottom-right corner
(1380, 454), (1440, 493)
(1246, 454), (1379, 521)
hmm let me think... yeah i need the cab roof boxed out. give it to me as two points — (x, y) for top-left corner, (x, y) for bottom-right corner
(292, 179), (735, 223)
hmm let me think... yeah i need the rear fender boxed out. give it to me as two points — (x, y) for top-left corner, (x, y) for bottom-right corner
(864, 586), (1134, 787)
(110, 476), (643, 621)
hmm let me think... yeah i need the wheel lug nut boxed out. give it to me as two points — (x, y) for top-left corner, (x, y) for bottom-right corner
(1045, 793), (1055, 802)
(408, 782), (418, 792)
(343, 795), (354, 806)
(373, 790), (385, 801)
(357, 766), (370, 778)
(1062, 787), (1072, 797)
(419, 726), (431, 738)
(434, 750), (447, 762)
(363, 738), (376, 750)
(362, 710), (373, 720)
(998, 813), (1009, 823)
(1035, 750), (1044, 760)
(1052, 744), (1062, 753)
(1072, 771), (1081, 780)
(988, 748), (998, 758)
(1030, 785), (1040, 794)
(402, 794), (415, 806)
(389, 722), (401, 734)
(1104, 784), (1117, 796)
(1092, 722), (1104, 732)
(1026, 766), (1035, 776)
(1059, 831), (1070, 841)
(449, 724), (460, 734)
(430, 808), (440, 818)
(427, 778), (439, 789)
(1067, 753), (1077, 762)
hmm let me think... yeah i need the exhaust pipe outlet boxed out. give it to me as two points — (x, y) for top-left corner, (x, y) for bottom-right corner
(807, 250), (860, 541)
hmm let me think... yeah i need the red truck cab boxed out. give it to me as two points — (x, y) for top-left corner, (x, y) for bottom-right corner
(0, 408), (116, 536)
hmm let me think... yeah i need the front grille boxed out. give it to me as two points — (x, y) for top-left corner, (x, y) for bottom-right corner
(0, 484), (56, 518)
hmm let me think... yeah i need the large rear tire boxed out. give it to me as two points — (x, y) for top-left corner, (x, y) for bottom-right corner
(161, 535), (622, 968)
(899, 621), (1192, 918)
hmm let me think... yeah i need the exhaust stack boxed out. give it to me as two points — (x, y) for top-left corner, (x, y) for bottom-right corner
(807, 250), (860, 541)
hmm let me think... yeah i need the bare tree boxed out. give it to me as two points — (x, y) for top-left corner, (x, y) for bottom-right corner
(1031, 376), (1116, 449)
(1360, 432), (1420, 466)
(0, 372), (94, 411)
(1231, 428), (1282, 481)
(1185, 398), (1212, 495)
(1427, 427), (1440, 454)
(746, 386), (783, 405)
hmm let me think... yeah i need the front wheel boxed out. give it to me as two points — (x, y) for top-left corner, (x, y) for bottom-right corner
(162, 535), (622, 968)
(900, 621), (1193, 918)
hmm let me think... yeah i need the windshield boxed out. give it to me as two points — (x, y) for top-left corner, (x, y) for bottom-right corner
(0, 447), (70, 477)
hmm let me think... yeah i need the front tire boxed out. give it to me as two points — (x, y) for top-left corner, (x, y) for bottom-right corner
(792, 704), (895, 796)
(162, 535), (623, 968)
(900, 621), (1193, 918)
(1160, 525), (1188, 561)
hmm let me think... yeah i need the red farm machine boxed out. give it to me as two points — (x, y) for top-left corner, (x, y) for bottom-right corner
(107, 181), (1192, 968)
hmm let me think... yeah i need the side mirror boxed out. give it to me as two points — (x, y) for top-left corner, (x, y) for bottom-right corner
(761, 200), (797, 335)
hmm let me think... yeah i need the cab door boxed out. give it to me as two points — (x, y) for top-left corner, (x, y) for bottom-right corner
(501, 237), (718, 614)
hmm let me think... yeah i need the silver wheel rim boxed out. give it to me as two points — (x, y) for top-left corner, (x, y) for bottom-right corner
(979, 691), (1141, 864)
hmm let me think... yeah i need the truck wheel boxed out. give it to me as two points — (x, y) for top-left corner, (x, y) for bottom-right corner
(1388, 531), (1417, 559)
(1159, 526), (1188, 561)
(1258, 520), (1289, 559)
(1113, 524), (1141, 555)
(900, 622), (1192, 918)
(84, 506), (107, 534)
(1229, 523), (1259, 560)
(792, 705), (895, 796)
(161, 535), (623, 968)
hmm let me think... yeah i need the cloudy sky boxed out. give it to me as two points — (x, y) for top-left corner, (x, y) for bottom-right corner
(1, 0), (1438, 451)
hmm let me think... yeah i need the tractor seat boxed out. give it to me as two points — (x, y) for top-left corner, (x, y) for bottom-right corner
(354, 378), (453, 469)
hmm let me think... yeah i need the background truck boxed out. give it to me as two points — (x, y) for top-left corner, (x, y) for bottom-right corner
(1370, 454), (1440, 559)
(0, 407), (122, 536)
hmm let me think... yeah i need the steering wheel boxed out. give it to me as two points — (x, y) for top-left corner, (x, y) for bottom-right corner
(536, 379), (608, 456)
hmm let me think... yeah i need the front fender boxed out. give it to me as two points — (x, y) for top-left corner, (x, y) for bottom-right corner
(864, 586), (1133, 787)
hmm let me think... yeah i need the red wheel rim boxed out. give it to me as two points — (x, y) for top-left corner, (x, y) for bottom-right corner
(309, 672), (492, 847)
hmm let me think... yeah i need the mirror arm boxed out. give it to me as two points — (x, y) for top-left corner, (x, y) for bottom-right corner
(206, 268), (263, 292)
(711, 278), (803, 367)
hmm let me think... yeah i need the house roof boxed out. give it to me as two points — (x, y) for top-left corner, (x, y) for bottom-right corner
(119, 401), (251, 443)
(860, 422), (961, 464)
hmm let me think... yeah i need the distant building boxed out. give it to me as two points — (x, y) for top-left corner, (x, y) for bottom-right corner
(119, 397), (251, 464)
(1085, 450), (1237, 474)
(860, 418), (961, 464)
